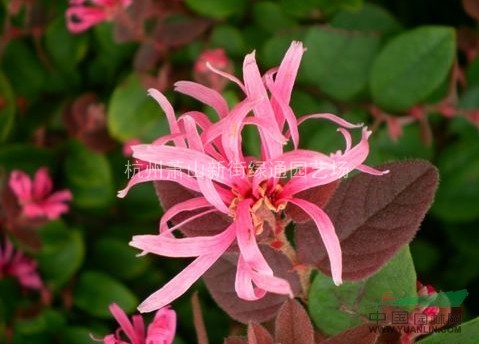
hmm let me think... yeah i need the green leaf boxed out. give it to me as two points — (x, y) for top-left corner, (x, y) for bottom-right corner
(308, 246), (416, 336)
(366, 125), (434, 165)
(370, 26), (455, 112)
(431, 137), (479, 222)
(303, 27), (380, 101)
(2, 40), (48, 98)
(120, 182), (162, 221)
(87, 24), (136, 87)
(466, 56), (479, 88)
(331, 3), (402, 35)
(14, 309), (65, 336)
(261, 30), (306, 69)
(184, 0), (246, 19)
(316, 0), (363, 16)
(417, 317), (479, 343)
(36, 221), (85, 290)
(0, 144), (55, 173)
(0, 72), (15, 142)
(64, 141), (115, 209)
(107, 74), (169, 141)
(62, 327), (104, 344)
(252, 2), (297, 34)
(210, 25), (247, 58)
(73, 271), (138, 319)
(0, 278), (21, 323)
(93, 237), (150, 280)
(279, 0), (323, 18)
(45, 17), (88, 71)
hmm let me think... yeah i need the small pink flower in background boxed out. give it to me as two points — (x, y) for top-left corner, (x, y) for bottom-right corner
(0, 238), (42, 290)
(123, 139), (142, 157)
(123, 139), (151, 173)
(66, 0), (132, 33)
(9, 167), (72, 220)
(119, 41), (387, 313)
(416, 282), (440, 317)
(400, 282), (443, 344)
(193, 48), (233, 92)
(103, 303), (176, 344)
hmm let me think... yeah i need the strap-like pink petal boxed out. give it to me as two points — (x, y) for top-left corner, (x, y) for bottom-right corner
(32, 167), (53, 199)
(9, 170), (32, 203)
(137, 225), (236, 313)
(175, 81), (229, 118)
(108, 303), (142, 344)
(131, 144), (232, 186)
(288, 198), (342, 285)
(130, 224), (236, 257)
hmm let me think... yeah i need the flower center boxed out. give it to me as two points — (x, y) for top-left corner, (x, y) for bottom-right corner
(229, 181), (287, 235)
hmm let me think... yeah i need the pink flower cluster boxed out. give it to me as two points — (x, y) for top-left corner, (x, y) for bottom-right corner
(9, 167), (72, 220)
(66, 0), (132, 33)
(0, 238), (42, 290)
(119, 41), (387, 313)
(400, 282), (443, 344)
(103, 304), (176, 344)
(193, 49), (233, 92)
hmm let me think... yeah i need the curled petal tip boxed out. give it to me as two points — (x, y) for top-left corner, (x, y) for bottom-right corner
(147, 88), (161, 97)
(137, 302), (155, 314)
(117, 190), (126, 198)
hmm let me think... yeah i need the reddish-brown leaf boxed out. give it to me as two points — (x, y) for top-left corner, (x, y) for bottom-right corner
(318, 324), (379, 344)
(463, 0), (479, 20)
(274, 299), (314, 344)
(203, 246), (301, 324)
(155, 181), (231, 237)
(286, 182), (339, 223)
(295, 161), (438, 280)
(224, 337), (248, 344)
(248, 323), (274, 344)
(154, 17), (211, 48)
(62, 93), (116, 153)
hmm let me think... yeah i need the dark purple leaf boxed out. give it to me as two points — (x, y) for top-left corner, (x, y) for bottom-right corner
(62, 93), (116, 153)
(133, 40), (165, 73)
(203, 246), (301, 324)
(274, 299), (314, 344)
(155, 181), (231, 237)
(248, 323), (274, 344)
(296, 161), (438, 280)
(286, 182), (339, 223)
(318, 324), (379, 344)
(376, 328), (401, 344)
(154, 17), (211, 47)
(463, 0), (479, 20)
(225, 337), (248, 344)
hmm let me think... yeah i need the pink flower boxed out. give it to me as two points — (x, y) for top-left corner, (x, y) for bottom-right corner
(103, 303), (176, 344)
(193, 49), (233, 92)
(9, 167), (72, 220)
(66, 0), (132, 33)
(0, 237), (42, 290)
(123, 139), (142, 157)
(119, 41), (387, 313)
(400, 282), (443, 344)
